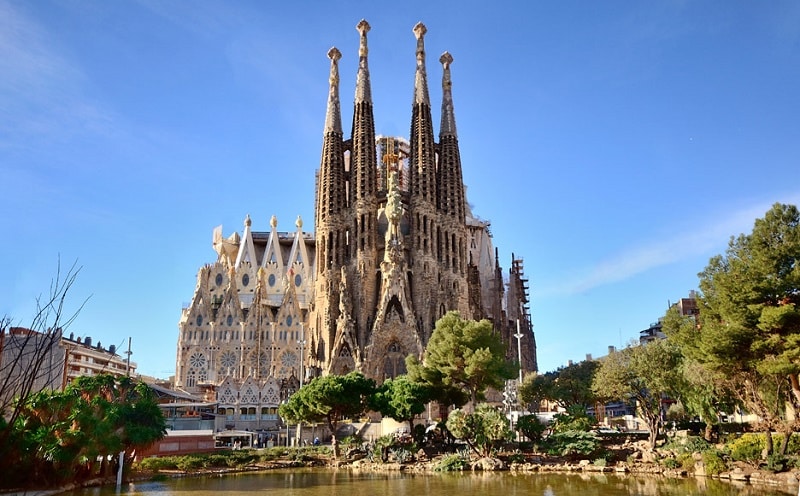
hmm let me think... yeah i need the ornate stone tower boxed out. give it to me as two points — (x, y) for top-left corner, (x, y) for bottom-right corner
(176, 22), (538, 410)
(309, 21), (475, 382)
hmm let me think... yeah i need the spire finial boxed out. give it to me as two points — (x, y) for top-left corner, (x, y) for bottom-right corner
(324, 47), (343, 134)
(270, 215), (278, 229)
(439, 51), (457, 138)
(357, 19), (370, 56)
(412, 22), (430, 106)
(355, 19), (372, 103)
(296, 215), (303, 229)
(244, 214), (252, 228)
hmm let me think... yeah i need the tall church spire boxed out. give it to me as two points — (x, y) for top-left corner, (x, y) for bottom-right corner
(324, 47), (343, 134)
(351, 20), (378, 206)
(413, 22), (430, 106)
(315, 46), (347, 268)
(439, 51), (457, 139)
(408, 22), (436, 204)
(354, 19), (372, 104)
(437, 51), (465, 220)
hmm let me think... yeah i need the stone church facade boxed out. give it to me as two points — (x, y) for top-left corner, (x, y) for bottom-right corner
(175, 21), (536, 428)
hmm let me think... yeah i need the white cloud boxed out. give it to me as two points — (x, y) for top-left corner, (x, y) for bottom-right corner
(0, 1), (113, 151)
(544, 195), (800, 296)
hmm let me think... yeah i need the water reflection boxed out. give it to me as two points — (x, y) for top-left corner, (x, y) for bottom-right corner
(68, 469), (794, 496)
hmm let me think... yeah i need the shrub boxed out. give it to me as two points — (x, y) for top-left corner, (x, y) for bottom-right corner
(678, 453), (696, 471)
(391, 447), (412, 463)
(543, 431), (601, 459)
(517, 414), (547, 443)
(726, 433), (763, 466)
(136, 457), (178, 471)
(175, 456), (205, 471)
(593, 457), (607, 467)
(661, 458), (680, 469)
(551, 406), (593, 433)
(701, 450), (727, 476)
(434, 453), (467, 472)
(765, 454), (788, 473)
(506, 450), (526, 464)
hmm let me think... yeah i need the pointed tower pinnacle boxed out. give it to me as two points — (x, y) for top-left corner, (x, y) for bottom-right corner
(355, 19), (372, 104)
(439, 51), (457, 138)
(413, 22), (430, 106)
(324, 47), (343, 134)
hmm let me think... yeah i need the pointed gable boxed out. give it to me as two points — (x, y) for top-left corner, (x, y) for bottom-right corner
(261, 377), (281, 405)
(285, 216), (313, 308)
(259, 215), (286, 307)
(217, 376), (238, 405)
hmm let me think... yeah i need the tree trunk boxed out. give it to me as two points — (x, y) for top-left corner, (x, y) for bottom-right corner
(779, 428), (791, 456)
(762, 430), (774, 459)
(704, 422), (714, 442)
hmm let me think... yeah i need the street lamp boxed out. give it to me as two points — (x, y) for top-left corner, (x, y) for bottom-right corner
(514, 319), (524, 384)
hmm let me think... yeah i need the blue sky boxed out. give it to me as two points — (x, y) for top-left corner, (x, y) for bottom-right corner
(3, 0), (800, 378)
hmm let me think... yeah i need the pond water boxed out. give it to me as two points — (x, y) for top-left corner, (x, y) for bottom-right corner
(67, 469), (795, 496)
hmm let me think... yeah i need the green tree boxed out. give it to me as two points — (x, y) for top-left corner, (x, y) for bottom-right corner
(407, 312), (516, 407)
(446, 403), (512, 458)
(672, 203), (800, 456)
(592, 339), (683, 448)
(516, 414), (547, 444)
(520, 361), (599, 412)
(6, 374), (165, 488)
(662, 305), (736, 441)
(370, 375), (430, 433)
(278, 371), (375, 437)
(518, 373), (554, 412)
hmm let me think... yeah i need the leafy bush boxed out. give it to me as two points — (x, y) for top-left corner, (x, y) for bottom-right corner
(136, 456), (178, 471)
(516, 414), (547, 443)
(593, 457), (607, 467)
(701, 450), (727, 476)
(664, 435), (712, 455)
(433, 453), (467, 472)
(390, 447), (412, 463)
(661, 458), (680, 469)
(543, 431), (600, 459)
(765, 454), (788, 473)
(551, 406), (593, 433)
(726, 433), (763, 466)
(446, 404), (512, 457)
(679, 453), (696, 471)
(175, 456), (206, 471)
(506, 450), (526, 464)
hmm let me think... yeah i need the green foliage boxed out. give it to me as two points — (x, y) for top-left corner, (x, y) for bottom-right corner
(390, 447), (412, 463)
(679, 453), (696, 471)
(369, 375), (430, 431)
(661, 457), (680, 469)
(2, 374), (166, 488)
(726, 433), (764, 466)
(679, 204), (800, 452)
(765, 454), (788, 473)
(663, 435), (712, 455)
(506, 450), (526, 464)
(592, 457), (608, 467)
(592, 339), (683, 448)
(407, 312), (515, 406)
(433, 453), (467, 472)
(278, 371), (375, 433)
(446, 403), (512, 458)
(701, 450), (727, 475)
(516, 414), (547, 443)
(551, 405), (593, 433)
(542, 431), (601, 460)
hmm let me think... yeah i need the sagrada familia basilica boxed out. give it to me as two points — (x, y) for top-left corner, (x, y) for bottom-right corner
(175, 21), (537, 417)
